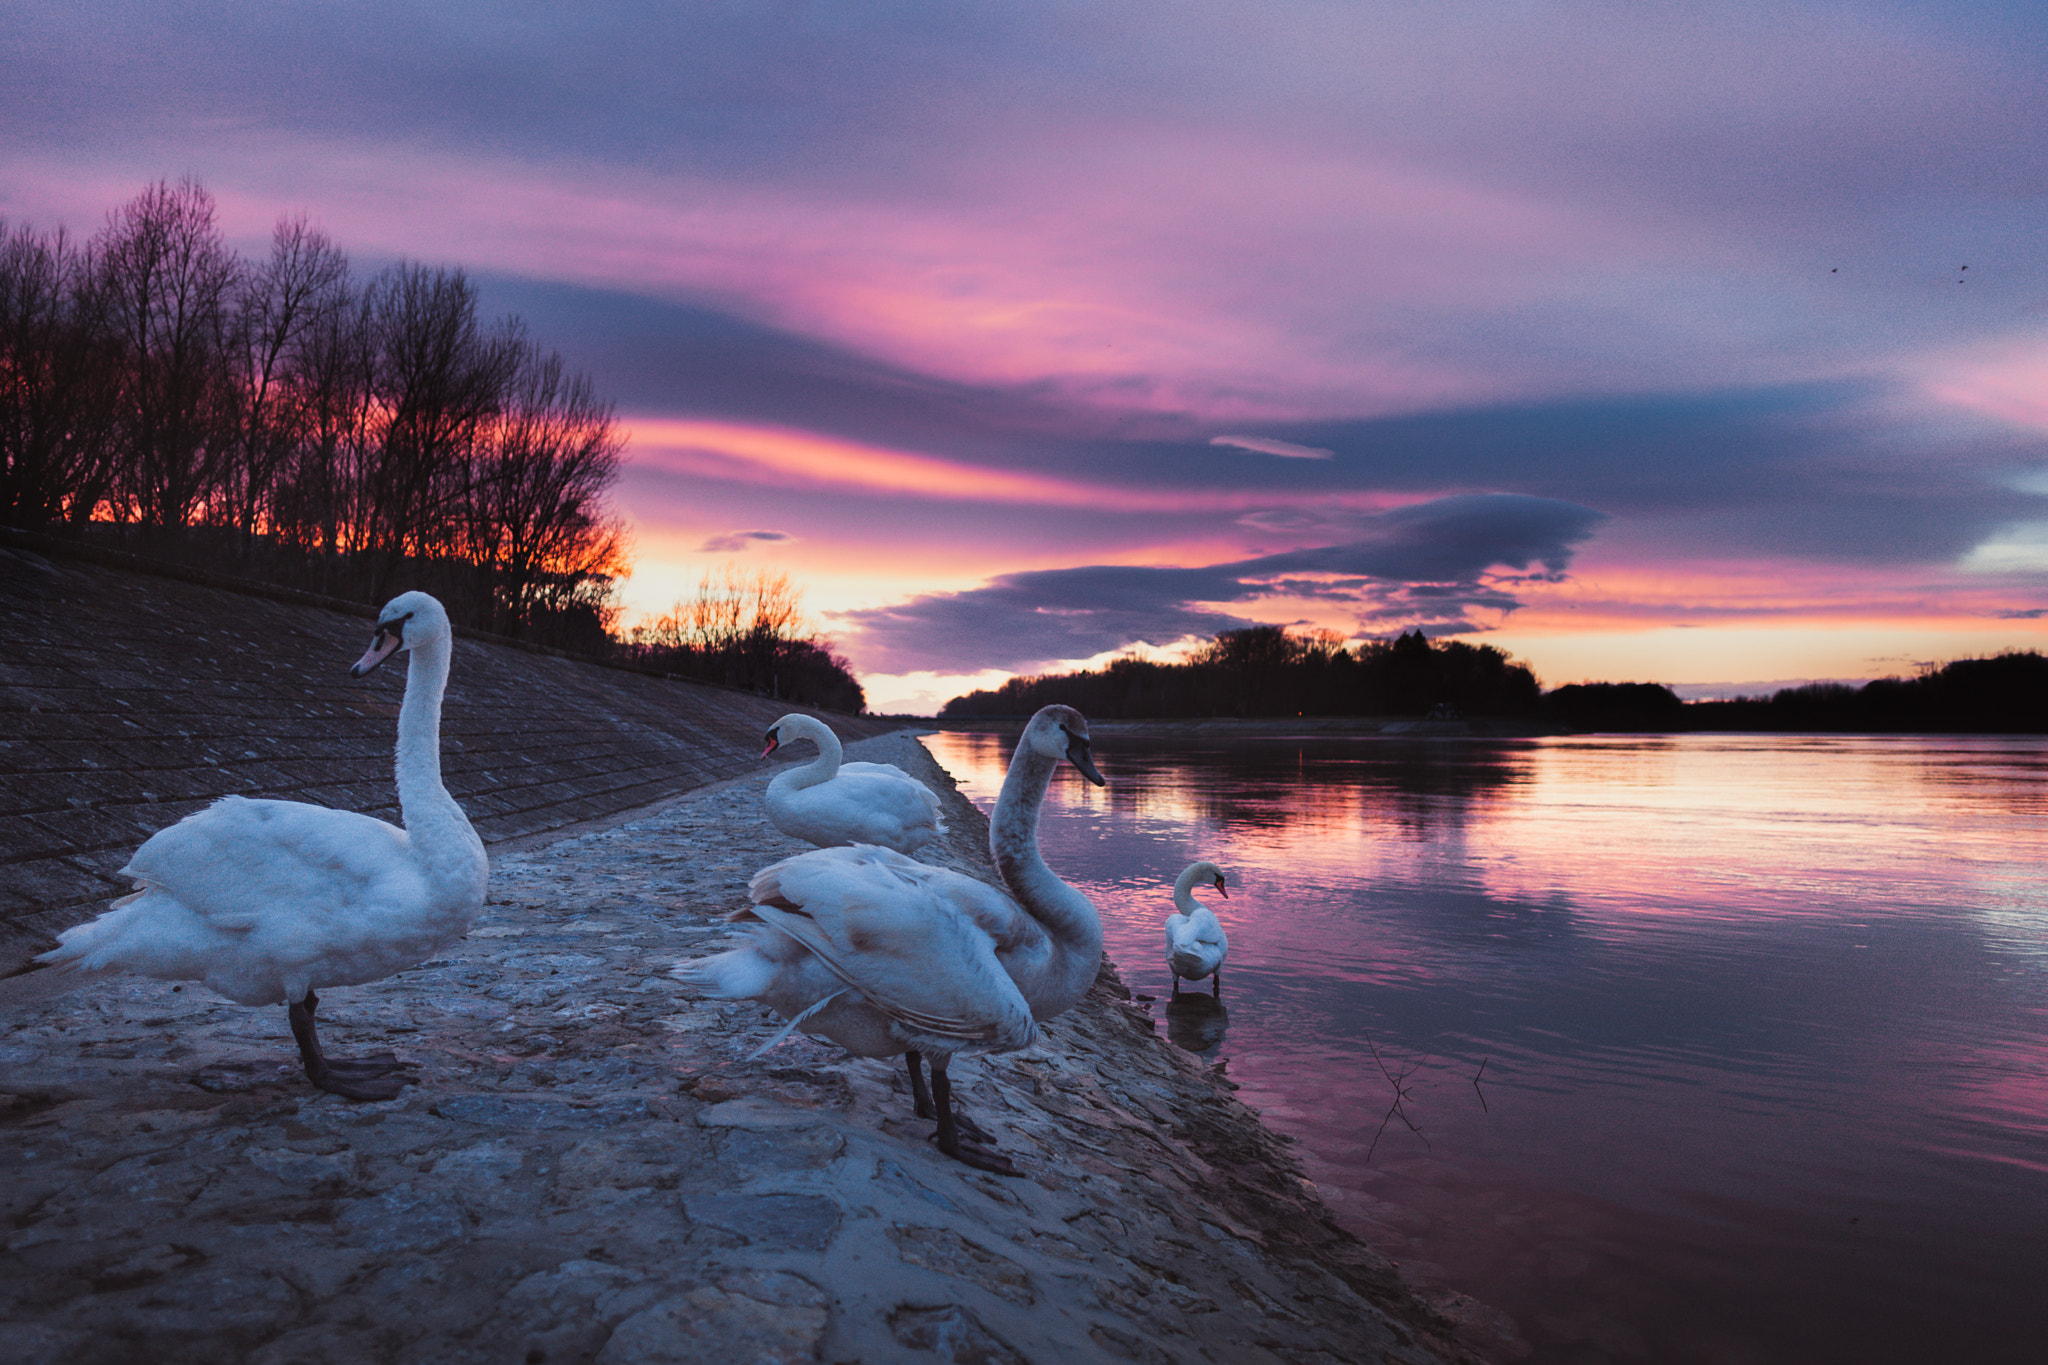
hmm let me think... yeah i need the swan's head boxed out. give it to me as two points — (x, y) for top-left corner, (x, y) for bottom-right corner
(351, 591), (451, 676)
(1179, 860), (1229, 899)
(761, 713), (811, 759)
(1027, 704), (1106, 787)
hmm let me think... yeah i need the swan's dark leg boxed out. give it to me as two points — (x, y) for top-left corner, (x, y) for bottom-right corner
(1171, 973), (1181, 998)
(1211, 969), (1222, 998)
(289, 990), (407, 1101)
(908, 1048), (996, 1143)
(928, 1056), (1021, 1177)
(905, 1049), (934, 1119)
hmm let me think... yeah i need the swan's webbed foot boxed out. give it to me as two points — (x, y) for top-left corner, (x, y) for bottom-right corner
(932, 1128), (1024, 1176)
(951, 1107), (999, 1147)
(310, 1067), (408, 1101)
(322, 1051), (403, 1077)
(928, 1057), (1022, 1177)
(290, 992), (409, 1102)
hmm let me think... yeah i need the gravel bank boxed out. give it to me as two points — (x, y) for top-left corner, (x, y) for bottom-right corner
(0, 733), (1476, 1365)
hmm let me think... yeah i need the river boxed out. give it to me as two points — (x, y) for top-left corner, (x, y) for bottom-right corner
(921, 728), (2048, 1365)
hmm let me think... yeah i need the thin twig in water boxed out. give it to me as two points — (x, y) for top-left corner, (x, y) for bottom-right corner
(1363, 1031), (1429, 1164)
(1472, 1056), (1490, 1113)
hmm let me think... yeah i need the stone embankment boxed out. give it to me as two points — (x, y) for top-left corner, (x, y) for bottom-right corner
(0, 545), (1481, 1363)
(0, 535), (894, 968)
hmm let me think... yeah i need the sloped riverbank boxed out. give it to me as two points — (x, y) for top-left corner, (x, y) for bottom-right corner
(0, 735), (1478, 1364)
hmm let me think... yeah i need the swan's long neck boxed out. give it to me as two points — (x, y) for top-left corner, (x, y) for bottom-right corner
(992, 743), (1103, 1006)
(1173, 865), (1207, 916)
(395, 637), (484, 892)
(784, 716), (843, 791)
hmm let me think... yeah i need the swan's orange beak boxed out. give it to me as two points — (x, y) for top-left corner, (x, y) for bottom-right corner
(1215, 877), (1228, 899)
(350, 625), (404, 677)
(761, 728), (782, 759)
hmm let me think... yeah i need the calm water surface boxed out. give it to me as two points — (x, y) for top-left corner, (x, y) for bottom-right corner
(921, 730), (2048, 1365)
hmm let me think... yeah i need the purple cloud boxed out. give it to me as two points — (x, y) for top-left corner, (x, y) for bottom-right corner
(836, 493), (1605, 673)
(697, 529), (793, 553)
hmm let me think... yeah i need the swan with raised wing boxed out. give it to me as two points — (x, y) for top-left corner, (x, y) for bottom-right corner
(1165, 861), (1229, 997)
(37, 592), (488, 1101)
(762, 712), (947, 854)
(678, 705), (1105, 1173)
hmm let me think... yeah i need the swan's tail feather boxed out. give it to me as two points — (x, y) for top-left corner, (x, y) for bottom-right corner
(742, 988), (849, 1062)
(36, 890), (146, 972)
(672, 948), (775, 1000)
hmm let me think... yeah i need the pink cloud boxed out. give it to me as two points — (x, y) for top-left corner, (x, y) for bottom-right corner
(622, 416), (1418, 516)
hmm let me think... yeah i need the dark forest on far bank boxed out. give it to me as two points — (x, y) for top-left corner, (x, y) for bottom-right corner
(1552, 652), (2048, 733)
(942, 626), (1541, 720)
(942, 625), (2048, 734)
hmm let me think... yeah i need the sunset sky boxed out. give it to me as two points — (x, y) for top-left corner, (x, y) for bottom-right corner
(8, 2), (2048, 712)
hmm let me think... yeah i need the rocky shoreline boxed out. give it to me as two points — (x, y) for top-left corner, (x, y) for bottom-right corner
(0, 732), (1479, 1365)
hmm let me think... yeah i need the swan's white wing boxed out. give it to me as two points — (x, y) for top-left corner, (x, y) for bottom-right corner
(122, 795), (422, 931)
(831, 770), (945, 825)
(746, 845), (1033, 1050)
(837, 761), (918, 780)
(770, 767), (948, 851)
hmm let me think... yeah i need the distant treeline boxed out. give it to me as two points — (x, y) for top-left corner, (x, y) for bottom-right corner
(940, 626), (2048, 733)
(940, 626), (1541, 719)
(614, 566), (866, 715)
(2, 178), (626, 649)
(1549, 652), (2048, 733)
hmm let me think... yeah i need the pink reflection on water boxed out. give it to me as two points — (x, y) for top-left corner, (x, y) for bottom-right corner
(920, 727), (2048, 1365)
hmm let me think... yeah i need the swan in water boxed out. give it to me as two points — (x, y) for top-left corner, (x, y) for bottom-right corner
(37, 592), (488, 1101)
(762, 712), (947, 854)
(679, 704), (1105, 1173)
(1165, 861), (1229, 997)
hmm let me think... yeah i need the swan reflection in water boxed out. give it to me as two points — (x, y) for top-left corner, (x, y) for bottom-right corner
(1165, 991), (1230, 1056)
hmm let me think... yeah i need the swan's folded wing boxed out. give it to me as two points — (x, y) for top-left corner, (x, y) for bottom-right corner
(122, 796), (420, 931)
(747, 846), (1034, 1048)
(828, 767), (947, 831)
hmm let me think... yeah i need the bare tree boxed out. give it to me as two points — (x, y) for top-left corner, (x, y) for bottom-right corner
(361, 263), (519, 602)
(269, 280), (374, 576)
(90, 177), (241, 530)
(221, 215), (349, 551)
(469, 343), (630, 637)
(0, 220), (121, 525)
(629, 565), (817, 691)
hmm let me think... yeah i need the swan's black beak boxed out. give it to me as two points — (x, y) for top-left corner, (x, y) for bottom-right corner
(350, 622), (405, 677)
(1064, 730), (1106, 786)
(761, 727), (782, 759)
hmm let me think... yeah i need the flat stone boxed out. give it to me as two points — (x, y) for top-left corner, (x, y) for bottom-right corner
(597, 1270), (828, 1365)
(681, 1192), (842, 1252)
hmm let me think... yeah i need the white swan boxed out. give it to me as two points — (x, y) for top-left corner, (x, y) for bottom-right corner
(37, 592), (488, 1101)
(1165, 861), (1229, 997)
(679, 704), (1105, 1172)
(762, 712), (947, 854)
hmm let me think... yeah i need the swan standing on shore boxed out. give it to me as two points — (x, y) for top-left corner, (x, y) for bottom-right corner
(679, 705), (1106, 1173)
(762, 712), (947, 854)
(37, 592), (488, 1101)
(1165, 861), (1229, 997)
